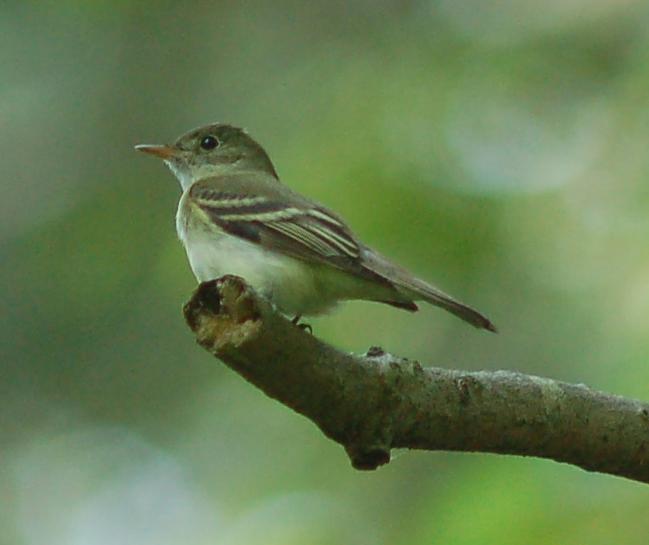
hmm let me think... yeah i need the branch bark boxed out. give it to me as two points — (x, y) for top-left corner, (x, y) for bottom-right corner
(183, 275), (649, 484)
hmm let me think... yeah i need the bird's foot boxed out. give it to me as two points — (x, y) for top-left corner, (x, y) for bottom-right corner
(291, 314), (313, 334)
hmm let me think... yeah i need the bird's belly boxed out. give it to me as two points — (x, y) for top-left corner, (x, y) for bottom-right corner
(182, 229), (337, 315)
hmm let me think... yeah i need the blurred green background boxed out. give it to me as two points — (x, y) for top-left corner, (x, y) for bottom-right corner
(2, 1), (649, 543)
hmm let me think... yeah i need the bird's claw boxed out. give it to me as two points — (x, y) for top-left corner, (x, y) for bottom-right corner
(291, 314), (313, 334)
(298, 323), (313, 334)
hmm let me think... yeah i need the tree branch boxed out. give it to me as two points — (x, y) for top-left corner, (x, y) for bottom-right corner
(183, 275), (649, 484)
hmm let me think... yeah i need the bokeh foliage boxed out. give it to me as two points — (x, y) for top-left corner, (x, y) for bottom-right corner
(2, 1), (649, 543)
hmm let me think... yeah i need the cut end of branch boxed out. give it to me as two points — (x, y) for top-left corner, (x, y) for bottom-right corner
(183, 276), (263, 351)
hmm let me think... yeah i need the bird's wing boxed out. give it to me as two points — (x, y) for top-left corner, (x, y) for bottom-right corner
(190, 183), (375, 276)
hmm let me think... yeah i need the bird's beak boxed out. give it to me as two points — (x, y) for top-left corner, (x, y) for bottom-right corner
(134, 144), (178, 159)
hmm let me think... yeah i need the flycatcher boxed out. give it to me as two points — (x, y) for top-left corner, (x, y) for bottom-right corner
(136, 123), (496, 332)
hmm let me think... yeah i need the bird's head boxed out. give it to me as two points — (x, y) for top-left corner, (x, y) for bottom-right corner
(136, 123), (277, 189)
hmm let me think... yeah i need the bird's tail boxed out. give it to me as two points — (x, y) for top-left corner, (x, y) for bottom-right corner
(399, 275), (496, 332)
(362, 250), (497, 332)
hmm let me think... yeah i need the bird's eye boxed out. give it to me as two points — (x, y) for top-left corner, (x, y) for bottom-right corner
(200, 135), (219, 150)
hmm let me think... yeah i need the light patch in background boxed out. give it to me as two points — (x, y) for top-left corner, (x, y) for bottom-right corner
(10, 426), (220, 545)
(432, 0), (640, 45)
(442, 87), (609, 195)
(0, 12), (127, 242)
(219, 492), (380, 545)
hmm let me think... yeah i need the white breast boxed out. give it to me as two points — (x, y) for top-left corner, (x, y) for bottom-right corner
(183, 226), (294, 287)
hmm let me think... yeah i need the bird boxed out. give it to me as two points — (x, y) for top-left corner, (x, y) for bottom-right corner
(135, 123), (496, 332)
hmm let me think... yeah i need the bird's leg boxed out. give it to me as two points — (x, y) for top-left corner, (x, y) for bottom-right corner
(291, 314), (313, 334)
